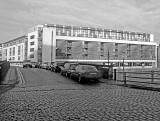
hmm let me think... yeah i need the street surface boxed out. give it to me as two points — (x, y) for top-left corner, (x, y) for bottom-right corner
(0, 67), (160, 121)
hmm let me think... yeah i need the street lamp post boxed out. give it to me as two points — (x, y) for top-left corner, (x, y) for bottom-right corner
(123, 57), (124, 74)
(122, 52), (126, 85)
(108, 50), (109, 66)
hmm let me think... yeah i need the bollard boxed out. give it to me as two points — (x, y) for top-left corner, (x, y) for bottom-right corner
(114, 69), (116, 81)
(123, 72), (126, 85)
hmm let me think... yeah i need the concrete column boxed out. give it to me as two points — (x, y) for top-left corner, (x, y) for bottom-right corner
(51, 28), (56, 62)
(42, 27), (56, 63)
(154, 45), (158, 68)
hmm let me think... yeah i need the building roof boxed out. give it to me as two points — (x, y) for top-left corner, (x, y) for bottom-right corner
(3, 35), (27, 44)
(44, 24), (151, 35)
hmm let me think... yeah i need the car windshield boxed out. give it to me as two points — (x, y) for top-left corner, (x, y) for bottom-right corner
(81, 65), (97, 71)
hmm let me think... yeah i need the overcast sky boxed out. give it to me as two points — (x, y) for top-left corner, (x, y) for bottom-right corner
(0, 0), (160, 43)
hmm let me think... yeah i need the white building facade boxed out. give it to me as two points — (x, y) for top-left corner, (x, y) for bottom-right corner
(36, 24), (158, 68)
(1, 36), (28, 62)
(0, 24), (158, 69)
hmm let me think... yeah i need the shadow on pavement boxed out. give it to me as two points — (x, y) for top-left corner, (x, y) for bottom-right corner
(79, 80), (101, 86)
(118, 83), (160, 92)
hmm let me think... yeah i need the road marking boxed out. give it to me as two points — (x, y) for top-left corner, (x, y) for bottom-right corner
(19, 69), (25, 84)
(17, 68), (25, 86)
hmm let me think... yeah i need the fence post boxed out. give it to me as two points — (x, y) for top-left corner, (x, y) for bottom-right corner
(114, 69), (116, 81)
(151, 71), (154, 82)
(123, 72), (126, 85)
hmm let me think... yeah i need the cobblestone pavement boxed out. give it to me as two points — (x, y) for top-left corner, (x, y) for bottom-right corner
(0, 68), (160, 121)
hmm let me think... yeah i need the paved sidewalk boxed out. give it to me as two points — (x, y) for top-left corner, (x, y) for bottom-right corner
(2, 66), (18, 85)
(0, 66), (18, 95)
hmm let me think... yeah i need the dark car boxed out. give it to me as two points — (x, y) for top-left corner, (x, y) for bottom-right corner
(23, 63), (32, 68)
(60, 63), (78, 76)
(70, 65), (102, 83)
(51, 63), (64, 73)
(54, 65), (63, 73)
(35, 63), (41, 68)
(66, 64), (78, 77)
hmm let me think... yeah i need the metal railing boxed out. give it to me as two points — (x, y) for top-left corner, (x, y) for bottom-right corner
(116, 70), (160, 85)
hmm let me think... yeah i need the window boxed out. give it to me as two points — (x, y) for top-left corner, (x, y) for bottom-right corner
(5, 49), (7, 56)
(13, 47), (15, 56)
(30, 35), (35, 39)
(18, 46), (21, 55)
(18, 56), (20, 60)
(110, 31), (117, 39)
(30, 54), (34, 58)
(38, 32), (42, 38)
(117, 32), (123, 40)
(19, 40), (22, 44)
(30, 48), (34, 52)
(30, 42), (34, 45)
(84, 42), (88, 49)
(10, 48), (12, 56)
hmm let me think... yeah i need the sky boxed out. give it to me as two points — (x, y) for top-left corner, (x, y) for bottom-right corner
(0, 0), (160, 43)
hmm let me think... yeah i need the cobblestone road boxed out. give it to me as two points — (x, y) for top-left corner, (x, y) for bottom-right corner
(0, 67), (160, 121)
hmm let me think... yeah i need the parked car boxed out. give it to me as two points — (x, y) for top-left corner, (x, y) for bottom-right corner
(41, 63), (48, 69)
(70, 65), (102, 83)
(54, 65), (63, 73)
(60, 63), (78, 76)
(23, 63), (32, 68)
(46, 64), (51, 70)
(49, 64), (55, 71)
(31, 63), (36, 68)
(35, 63), (41, 68)
(66, 64), (79, 77)
(50, 63), (64, 73)
(47, 64), (53, 71)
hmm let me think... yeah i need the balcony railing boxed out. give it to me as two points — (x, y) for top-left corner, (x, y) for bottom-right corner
(56, 26), (151, 42)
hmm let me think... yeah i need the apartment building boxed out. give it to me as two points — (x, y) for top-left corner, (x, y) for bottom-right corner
(27, 25), (43, 62)
(27, 24), (158, 68)
(1, 36), (28, 62)
(0, 24), (158, 68)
